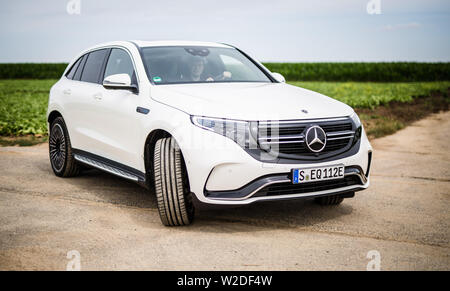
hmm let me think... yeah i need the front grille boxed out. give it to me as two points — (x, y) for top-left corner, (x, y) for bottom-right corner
(258, 118), (355, 159)
(254, 175), (362, 197)
(321, 123), (353, 132)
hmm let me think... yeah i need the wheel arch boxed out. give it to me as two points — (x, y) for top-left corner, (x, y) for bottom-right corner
(143, 129), (172, 188)
(47, 110), (63, 125)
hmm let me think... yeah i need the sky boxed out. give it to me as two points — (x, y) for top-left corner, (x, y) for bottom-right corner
(0, 0), (449, 63)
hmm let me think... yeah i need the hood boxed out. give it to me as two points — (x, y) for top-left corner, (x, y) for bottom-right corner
(151, 82), (354, 121)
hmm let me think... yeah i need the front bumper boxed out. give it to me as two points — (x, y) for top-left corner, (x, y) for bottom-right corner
(205, 165), (369, 202)
(178, 118), (372, 206)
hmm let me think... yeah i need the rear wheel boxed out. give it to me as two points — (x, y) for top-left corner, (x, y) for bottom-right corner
(49, 117), (79, 177)
(315, 194), (344, 206)
(153, 137), (194, 226)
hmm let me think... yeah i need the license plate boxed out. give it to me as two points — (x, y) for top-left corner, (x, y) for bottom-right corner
(292, 165), (345, 184)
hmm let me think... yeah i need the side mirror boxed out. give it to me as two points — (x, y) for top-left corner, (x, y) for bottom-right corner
(103, 74), (137, 91)
(272, 72), (286, 83)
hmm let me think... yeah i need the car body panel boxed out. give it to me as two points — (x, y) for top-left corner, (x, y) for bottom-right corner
(151, 82), (353, 120)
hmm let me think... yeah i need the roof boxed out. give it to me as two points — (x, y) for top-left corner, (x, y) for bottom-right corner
(66, 40), (234, 69)
(131, 40), (232, 48)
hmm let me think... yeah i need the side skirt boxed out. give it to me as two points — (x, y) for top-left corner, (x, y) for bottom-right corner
(72, 149), (148, 188)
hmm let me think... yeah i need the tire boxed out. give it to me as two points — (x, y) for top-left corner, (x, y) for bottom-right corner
(49, 117), (80, 177)
(315, 194), (344, 206)
(153, 137), (195, 226)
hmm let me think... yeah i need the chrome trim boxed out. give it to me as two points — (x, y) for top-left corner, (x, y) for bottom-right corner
(257, 117), (355, 156)
(260, 130), (354, 139)
(241, 185), (365, 203)
(326, 130), (355, 137)
(259, 140), (304, 145)
(216, 179), (292, 201)
(259, 116), (350, 125)
(327, 135), (354, 141)
(305, 125), (327, 153)
(209, 179), (291, 201)
(209, 167), (367, 201)
(259, 131), (353, 143)
(258, 134), (304, 141)
(344, 168), (367, 184)
(74, 154), (139, 182)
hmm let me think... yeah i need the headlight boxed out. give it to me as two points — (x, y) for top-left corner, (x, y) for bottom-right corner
(190, 116), (258, 148)
(350, 112), (362, 143)
(350, 111), (361, 128)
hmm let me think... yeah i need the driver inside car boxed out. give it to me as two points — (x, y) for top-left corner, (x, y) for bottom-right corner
(189, 57), (207, 82)
(182, 56), (231, 82)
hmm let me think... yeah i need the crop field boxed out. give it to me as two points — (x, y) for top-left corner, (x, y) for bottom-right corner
(290, 81), (450, 108)
(0, 63), (67, 79)
(265, 62), (450, 82)
(0, 80), (54, 136)
(1, 62), (449, 82)
(0, 79), (448, 144)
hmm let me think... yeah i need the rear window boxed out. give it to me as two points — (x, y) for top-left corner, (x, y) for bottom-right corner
(65, 57), (82, 80)
(80, 49), (109, 84)
(73, 55), (87, 81)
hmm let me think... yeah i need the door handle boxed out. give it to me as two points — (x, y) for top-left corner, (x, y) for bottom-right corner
(93, 93), (102, 100)
(63, 89), (71, 95)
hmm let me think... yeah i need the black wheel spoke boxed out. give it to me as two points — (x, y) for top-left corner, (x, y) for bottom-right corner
(49, 123), (66, 172)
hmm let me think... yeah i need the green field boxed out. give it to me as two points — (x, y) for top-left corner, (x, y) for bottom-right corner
(0, 63), (67, 79)
(265, 62), (450, 82)
(0, 79), (449, 138)
(290, 81), (450, 108)
(1, 62), (449, 82)
(0, 79), (55, 136)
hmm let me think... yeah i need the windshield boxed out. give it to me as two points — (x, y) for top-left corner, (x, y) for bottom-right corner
(141, 46), (272, 84)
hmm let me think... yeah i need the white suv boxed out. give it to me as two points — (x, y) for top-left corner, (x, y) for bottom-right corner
(47, 41), (372, 226)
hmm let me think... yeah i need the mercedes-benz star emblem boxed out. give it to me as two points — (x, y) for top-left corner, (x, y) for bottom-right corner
(305, 125), (327, 153)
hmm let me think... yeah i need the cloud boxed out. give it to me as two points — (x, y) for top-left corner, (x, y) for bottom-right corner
(382, 22), (422, 31)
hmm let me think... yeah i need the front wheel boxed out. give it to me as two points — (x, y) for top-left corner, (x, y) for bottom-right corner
(49, 117), (80, 177)
(153, 137), (195, 226)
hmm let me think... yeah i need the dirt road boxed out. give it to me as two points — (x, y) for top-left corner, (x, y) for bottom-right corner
(0, 112), (449, 270)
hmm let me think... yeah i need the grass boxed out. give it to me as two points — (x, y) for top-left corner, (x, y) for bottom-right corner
(0, 79), (448, 145)
(0, 79), (55, 136)
(356, 90), (449, 138)
(361, 116), (404, 138)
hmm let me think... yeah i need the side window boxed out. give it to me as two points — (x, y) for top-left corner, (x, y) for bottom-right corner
(80, 49), (109, 84)
(65, 57), (82, 80)
(104, 48), (137, 85)
(73, 55), (87, 81)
